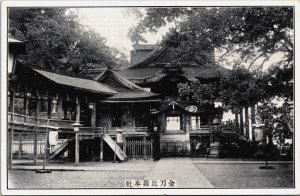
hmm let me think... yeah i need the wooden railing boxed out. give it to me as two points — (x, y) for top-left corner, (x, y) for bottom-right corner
(79, 127), (105, 136)
(190, 126), (211, 132)
(108, 127), (148, 133)
(8, 112), (80, 129)
(190, 125), (235, 133)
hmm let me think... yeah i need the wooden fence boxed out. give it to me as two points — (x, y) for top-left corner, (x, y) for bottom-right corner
(124, 139), (152, 159)
(12, 139), (66, 160)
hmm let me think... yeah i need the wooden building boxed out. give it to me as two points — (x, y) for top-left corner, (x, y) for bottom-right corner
(79, 43), (239, 157)
(8, 37), (245, 165)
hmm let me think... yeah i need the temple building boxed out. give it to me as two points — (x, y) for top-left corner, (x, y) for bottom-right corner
(78, 43), (239, 157)
(8, 37), (253, 167)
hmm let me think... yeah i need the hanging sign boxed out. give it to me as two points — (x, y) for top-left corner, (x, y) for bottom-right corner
(253, 124), (265, 142)
(49, 131), (58, 145)
(185, 105), (197, 113)
(116, 131), (124, 144)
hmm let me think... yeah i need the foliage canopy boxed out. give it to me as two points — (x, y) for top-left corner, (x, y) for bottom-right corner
(9, 8), (129, 73)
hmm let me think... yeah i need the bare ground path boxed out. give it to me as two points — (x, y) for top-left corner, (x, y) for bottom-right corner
(144, 157), (214, 188)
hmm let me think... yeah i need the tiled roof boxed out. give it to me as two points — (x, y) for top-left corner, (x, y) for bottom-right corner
(106, 91), (160, 100)
(116, 67), (161, 80)
(94, 69), (145, 91)
(129, 45), (168, 68)
(32, 68), (117, 95)
(116, 65), (228, 83)
(93, 68), (160, 100)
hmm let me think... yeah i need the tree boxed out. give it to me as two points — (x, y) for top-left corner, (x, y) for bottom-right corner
(9, 8), (129, 73)
(127, 7), (293, 70)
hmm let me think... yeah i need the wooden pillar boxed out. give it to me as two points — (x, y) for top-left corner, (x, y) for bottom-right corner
(100, 135), (103, 162)
(34, 91), (41, 165)
(18, 133), (22, 159)
(46, 130), (50, 163)
(91, 102), (96, 127)
(186, 115), (190, 133)
(239, 108), (244, 134)
(75, 96), (80, 166)
(8, 84), (16, 169)
(9, 91), (14, 112)
(8, 129), (12, 169)
(76, 96), (80, 123)
(64, 107), (68, 120)
(161, 113), (166, 134)
(131, 104), (136, 127)
(245, 106), (249, 139)
(182, 113), (186, 132)
(57, 94), (63, 120)
(24, 93), (28, 116)
(143, 136), (147, 160)
(33, 128), (38, 165)
(46, 91), (51, 119)
(251, 105), (256, 141)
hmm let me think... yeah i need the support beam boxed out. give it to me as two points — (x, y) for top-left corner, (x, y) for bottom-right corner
(161, 113), (166, 134)
(75, 96), (80, 166)
(18, 133), (22, 159)
(8, 84), (16, 169)
(91, 102), (96, 127)
(251, 105), (256, 141)
(24, 94), (28, 116)
(46, 91), (51, 119)
(76, 97), (80, 123)
(239, 108), (244, 134)
(100, 136), (103, 162)
(245, 106), (249, 139)
(143, 136), (147, 160)
(33, 91), (40, 165)
(33, 128), (38, 165)
(46, 131), (50, 163)
(8, 130), (12, 169)
(57, 94), (63, 120)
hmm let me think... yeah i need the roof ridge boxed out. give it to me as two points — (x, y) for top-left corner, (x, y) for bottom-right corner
(128, 45), (169, 69)
(29, 66), (93, 80)
(94, 69), (146, 92)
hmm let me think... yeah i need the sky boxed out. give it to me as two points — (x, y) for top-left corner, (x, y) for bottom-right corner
(78, 8), (172, 58)
(77, 7), (286, 71)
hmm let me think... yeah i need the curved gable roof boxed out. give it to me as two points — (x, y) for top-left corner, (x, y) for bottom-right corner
(32, 68), (117, 95)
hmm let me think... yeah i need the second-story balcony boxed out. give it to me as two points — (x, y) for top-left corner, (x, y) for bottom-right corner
(106, 126), (149, 136)
(8, 112), (105, 139)
(189, 125), (237, 134)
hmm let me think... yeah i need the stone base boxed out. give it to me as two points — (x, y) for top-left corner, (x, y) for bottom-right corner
(209, 150), (220, 158)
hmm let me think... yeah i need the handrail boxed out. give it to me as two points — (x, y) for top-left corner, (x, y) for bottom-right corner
(8, 112), (80, 123)
(109, 127), (148, 132)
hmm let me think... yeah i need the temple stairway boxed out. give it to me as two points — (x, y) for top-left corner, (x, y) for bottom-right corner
(50, 140), (70, 159)
(49, 134), (127, 161)
(103, 134), (127, 161)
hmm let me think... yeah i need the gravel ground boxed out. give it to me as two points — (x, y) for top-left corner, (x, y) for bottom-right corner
(8, 160), (157, 189)
(8, 170), (147, 188)
(194, 163), (294, 188)
(8, 159), (294, 189)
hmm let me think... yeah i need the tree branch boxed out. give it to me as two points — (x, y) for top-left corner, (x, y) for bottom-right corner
(247, 53), (264, 70)
(281, 34), (293, 49)
(216, 49), (230, 63)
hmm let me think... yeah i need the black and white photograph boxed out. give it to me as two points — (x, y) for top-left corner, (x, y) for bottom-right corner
(1, 1), (299, 195)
